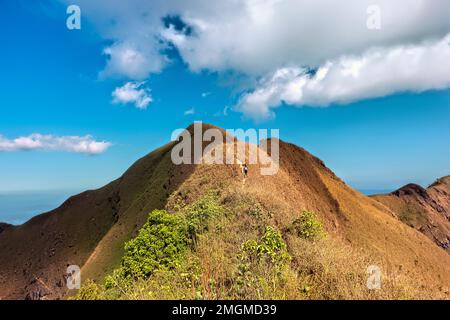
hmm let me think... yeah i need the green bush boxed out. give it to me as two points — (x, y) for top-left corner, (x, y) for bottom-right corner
(79, 195), (225, 298)
(121, 209), (189, 279)
(183, 193), (223, 246)
(241, 226), (291, 266)
(236, 226), (292, 297)
(73, 279), (102, 300)
(291, 210), (326, 241)
(104, 268), (131, 292)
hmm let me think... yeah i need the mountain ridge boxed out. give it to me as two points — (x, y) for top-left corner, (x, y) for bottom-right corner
(1, 123), (449, 299)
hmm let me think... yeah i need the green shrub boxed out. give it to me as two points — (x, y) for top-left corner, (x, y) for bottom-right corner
(73, 279), (102, 300)
(104, 268), (131, 292)
(183, 193), (223, 246)
(79, 195), (225, 298)
(121, 209), (189, 279)
(236, 226), (292, 297)
(291, 210), (326, 241)
(241, 226), (291, 266)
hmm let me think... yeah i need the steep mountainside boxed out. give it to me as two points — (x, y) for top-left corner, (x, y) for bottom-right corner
(1, 124), (449, 299)
(372, 177), (450, 253)
(0, 141), (182, 299)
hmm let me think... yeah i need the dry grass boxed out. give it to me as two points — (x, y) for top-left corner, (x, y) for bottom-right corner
(68, 133), (450, 300)
(79, 183), (439, 300)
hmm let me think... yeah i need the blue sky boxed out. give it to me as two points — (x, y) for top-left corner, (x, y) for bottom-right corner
(0, 0), (449, 199)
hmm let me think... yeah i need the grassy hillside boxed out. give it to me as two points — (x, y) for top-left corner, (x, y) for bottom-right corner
(75, 139), (450, 300)
(1, 124), (449, 300)
(0, 140), (186, 299)
(75, 187), (413, 300)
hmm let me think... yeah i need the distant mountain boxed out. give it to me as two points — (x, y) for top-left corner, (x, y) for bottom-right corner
(1, 123), (449, 300)
(372, 177), (450, 253)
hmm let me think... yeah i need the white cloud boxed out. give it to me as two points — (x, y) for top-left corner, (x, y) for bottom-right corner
(184, 107), (195, 115)
(237, 35), (450, 120)
(112, 82), (152, 109)
(0, 134), (111, 155)
(59, 0), (450, 118)
(63, 0), (450, 76)
(160, 0), (450, 75)
(100, 42), (166, 80)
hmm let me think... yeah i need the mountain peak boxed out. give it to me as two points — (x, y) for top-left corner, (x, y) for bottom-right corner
(392, 183), (428, 198)
(184, 122), (228, 136)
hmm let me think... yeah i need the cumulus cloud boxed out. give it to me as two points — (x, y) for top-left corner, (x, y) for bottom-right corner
(59, 0), (450, 119)
(112, 82), (152, 109)
(0, 134), (111, 155)
(60, 0), (170, 81)
(237, 35), (450, 120)
(160, 0), (450, 75)
(63, 0), (450, 76)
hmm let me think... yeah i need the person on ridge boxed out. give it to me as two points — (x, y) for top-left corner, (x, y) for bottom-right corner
(243, 163), (248, 178)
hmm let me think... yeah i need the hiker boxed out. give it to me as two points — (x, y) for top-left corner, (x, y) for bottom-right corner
(243, 163), (248, 177)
